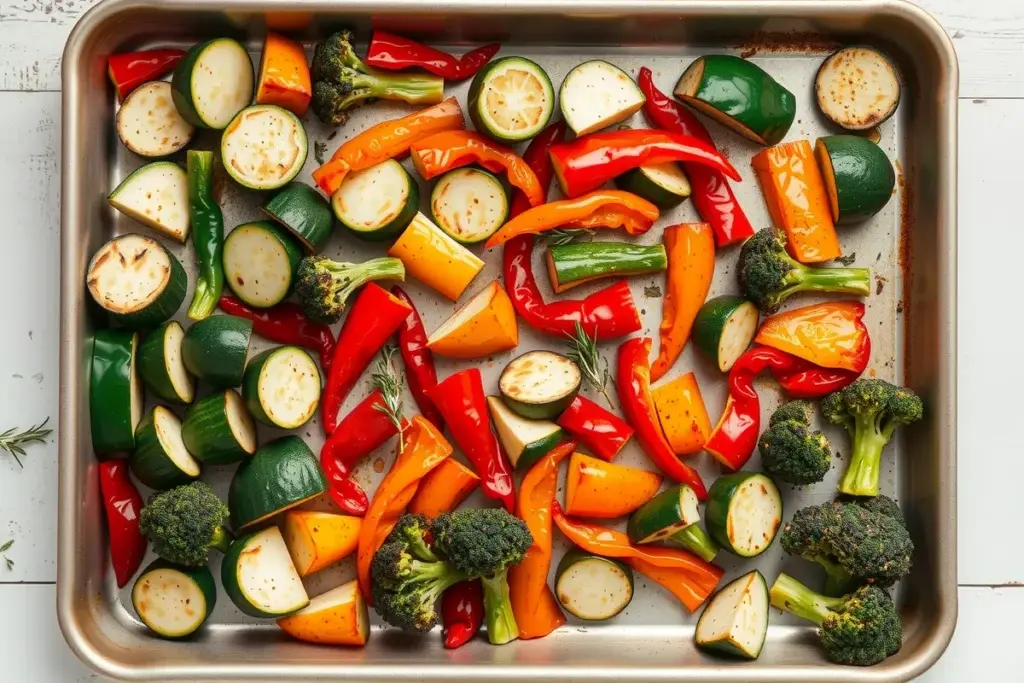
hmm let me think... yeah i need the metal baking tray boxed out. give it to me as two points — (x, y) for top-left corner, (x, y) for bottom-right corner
(58, 0), (958, 680)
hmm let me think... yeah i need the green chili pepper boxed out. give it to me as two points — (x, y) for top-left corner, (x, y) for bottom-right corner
(186, 150), (224, 320)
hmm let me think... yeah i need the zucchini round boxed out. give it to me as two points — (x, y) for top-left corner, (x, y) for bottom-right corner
(222, 526), (309, 618)
(559, 60), (645, 136)
(108, 162), (191, 244)
(332, 159), (419, 241)
(692, 296), (760, 372)
(241, 346), (321, 429)
(181, 315), (253, 389)
(695, 570), (769, 660)
(468, 56), (555, 143)
(221, 104), (308, 191)
(705, 472), (782, 558)
(815, 47), (900, 131)
(430, 167), (509, 245)
(229, 436), (327, 531)
(116, 81), (194, 158)
(138, 321), (195, 404)
(814, 135), (896, 224)
(499, 350), (581, 420)
(614, 163), (691, 209)
(486, 396), (564, 471)
(89, 329), (143, 454)
(130, 406), (201, 490)
(86, 234), (187, 329)
(555, 549), (634, 620)
(171, 38), (254, 130)
(132, 559), (216, 639)
(263, 182), (335, 253)
(181, 390), (257, 465)
(223, 221), (303, 308)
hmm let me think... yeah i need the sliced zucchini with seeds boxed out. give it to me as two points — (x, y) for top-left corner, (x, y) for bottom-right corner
(333, 159), (419, 241)
(815, 47), (900, 131)
(138, 321), (195, 404)
(171, 38), (254, 130)
(499, 350), (581, 420)
(242, 346), (321, 429)
(132, 559), (216, 639)
(559, 60), (645, 136)
(555, 549), (634, 620)
(108, 162), (191, 243)
(430, 167), (509, 245)
(468, 56), (555, 142)
(221, 104), (308, 191)
(705, 471), (782, 558)
(181, 390), (257, 465)
(116, 81), (194, 158)
(487, 396), (564, 471)
(130, 406), (201, 490)
(223, 221), (303, 308)
(693, 296), (759, 372)
(695, 570), (769, 660)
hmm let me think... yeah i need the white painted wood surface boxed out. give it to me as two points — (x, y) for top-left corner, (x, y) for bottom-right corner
(0, 0), (1017, 679)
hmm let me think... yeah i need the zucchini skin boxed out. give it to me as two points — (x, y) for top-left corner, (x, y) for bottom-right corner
(546, 242), (667, 292)
(468, 56), (555, 143)
(181, 390), (254, 465)
(133, 559), (217, 639)
(692, 296), (758, 372)
(554, 548), (634, 620)
(181, 315), (252, 389)
(221, 529), (307, 618)
(229, 436), (327, 531)
(695, 570), (768, 659)
(90, 329), (138, 454)
(815, 135), (896, 224)
(138, 321), (192, 404)
(263, 182), (335, 253)
(130, 407), (199, 490)
(429, 168), (509, 245)
(626, 485), (696, 543)
(614, 166), (689, 209)
(171, 38), (252, 129)
(89, 237), (188, 329)
(705, 471), (781, 557)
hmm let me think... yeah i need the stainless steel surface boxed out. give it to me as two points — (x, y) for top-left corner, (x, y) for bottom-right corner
(58, 1), (958, 680)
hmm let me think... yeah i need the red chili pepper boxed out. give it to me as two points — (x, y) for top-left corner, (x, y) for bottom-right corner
(322, 284), (413, 434)
(616, 338), (707, 499)
(390, 287), (444, 430)
(366, 31), (500, 81)
(319, 454), (370, 517)
(427, 369), (516, 512)
(441, 579), (484, 648)
(107, 49), (185, 101)
(218, 296), (336, 374)
(557, 396), (634, 462)
(98, 461), (147, 588)
(549, 129), (742, 199)
(510, 120), (566, 218)
(636, 67), (754, 248)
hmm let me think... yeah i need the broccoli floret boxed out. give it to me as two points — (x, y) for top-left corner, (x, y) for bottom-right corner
(738, 228), (872, 313)
(759, 401), (833, 485)
(294, 255), (406, 324)
(821, 379), (923, 497)
(311, 31), (445, 126)
(770, 573), (902, 666)
(138, 482), (231, 567)
(840, 494), (905, 526)
(383, 513), (437, 562)
(780, 500), (914, 596)
(432, 509), (533, 645)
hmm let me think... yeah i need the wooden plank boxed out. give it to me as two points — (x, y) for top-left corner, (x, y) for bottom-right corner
(0, 0), (100, 91)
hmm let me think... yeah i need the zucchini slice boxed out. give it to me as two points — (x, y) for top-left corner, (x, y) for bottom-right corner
(263, 182), (335, 253)
(627, 484), (719, 562)
(221, 104), (308, 191)
(332, 159), (419, 241)
(695, 570), (769, 660)
(242, 346), (321, 429)
(130, 406), (201, 490)
(108, 162), (191, 243)
(545, 242), (667, 294)
(614, 163), (692, 210)
(486, 396), (564, 471)
(705, 472), (783, 558)
(86, 234), (187, 329)
(559, 60), (645, 136)
(499, 350), (581, 420)
(814, 135), (896, 224)
(815, 47), (900, 131)
(430, 167), (509, 245)
(116, 81), (194, 158)
(132, 560), (216, 639)
(138, 321), (195, 404)
(171, 37), (254, 130)
(222, 526), (309, 618)
(555, 549), (634, 620)
(181, 390), (257, 465)
(693, 296), (759, 372)
(229, 436), (327, 531)
(223, 221), (303, 308)
(181, 315), (253, 389)
(90, 329), (143, 454)
(468, 56), (555, 143)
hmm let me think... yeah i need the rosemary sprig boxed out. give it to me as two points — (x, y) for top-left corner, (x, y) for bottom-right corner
(1, 539), (13, 570)
(371, 345), (406, 452)
(0, 418), (52, 468)
(540, 228), (595, 246)
(565, 322), (615, 409)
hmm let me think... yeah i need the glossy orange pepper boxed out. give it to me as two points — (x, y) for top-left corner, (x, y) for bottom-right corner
(407, 458), (480, 518)
(255, 33), (312, 115)
(755, 301), (871, 373)
(484, 190), (659, 249)
(564, 452), (663, 519)
(623, 557), (722, 612)
(651, 372), (712, 456)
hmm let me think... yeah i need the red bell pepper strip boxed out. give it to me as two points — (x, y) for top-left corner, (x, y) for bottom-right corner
(549, 128), (742, 199)
(218, 295), (336, 374)
(107, 49), (185, 101)
(557, 396), (634, 462)
(616, 338), (707, 499)
(510, 120), (566, 218)
(755, 301), (871, 374)
(98, 461), (147, 588)
(442, 579), (485, 649)
(366, 31), (500, 81)
(636, 67), (754, 248)
(322, 284), (413, 434)
(427, 369), (516, 512)
(318, 451), (370, 517)
(390, 286), (444, 430)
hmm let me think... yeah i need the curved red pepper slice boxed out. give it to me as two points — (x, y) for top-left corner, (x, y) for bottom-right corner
(366, 31), (500, 81)
(557, 396), (633, 462)
(98, 461), (147, 588)
(391, 286), (444, 430)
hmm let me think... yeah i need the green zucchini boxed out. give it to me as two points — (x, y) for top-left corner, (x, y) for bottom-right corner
(130, 406), (201, 490)
(138, 321), (195, 404)
(242, 346), (321, 429)
(116, 81), (194, 158)
(559, 60), (645, 136)
(171, 38), (254, 130)
(627, 484), (718, 563)
(554, 549), (634, 620)
(499, 350), (581, 420)
(674, 55), (796, 146)
(263, 182), (335, 253)
(108, 162), (191, 244)
(692, 296), (760, 372)
(181, 315), (253, 389)
(815, 47), (900, 131)
(614, 163), (691, 209)
(695, 570), (769, 660)
(332, 159), (419, 241)
(814, 135), (896, 224)
(181, 390), (257, 465)
(221, 526), (309, 618)
(229, 436), (327, 531)
(705, 472), (782, 558)
(429, 167), (509, 245)
(89, 329), (143, 454)
(223, 221), (303, 308)
(221, 104), (308, 191)
(486, 396), (564, 471)
(132, 559), (216, 639)
(468, 56), (555, 143)
(545, 242), (667, 294)
(86, 234), (187, 329)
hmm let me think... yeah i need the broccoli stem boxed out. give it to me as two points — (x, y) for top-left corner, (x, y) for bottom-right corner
(787, 265), (872, 297)
(820, 559), (855, 597)
(359, 69), (445, 105)
(327, 257), (406, 304)
(670, 524), (719, 563)
(480, 571), (519, 645)
(209, 525), (233, 554)
(838, 413), (890, 496)
(769, 573), (845, 626)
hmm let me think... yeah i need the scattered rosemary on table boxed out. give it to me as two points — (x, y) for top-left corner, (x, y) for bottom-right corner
(0, 418), (52, 468)
(566, 322), (615, 409)
(371, 345), (407, 452)
(540, 228), (595, 246)
(0, 539), (13, 570)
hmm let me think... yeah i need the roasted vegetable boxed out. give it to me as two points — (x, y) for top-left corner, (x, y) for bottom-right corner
(294, 255), (405, 325)
(138, 482), (231, 567)
(758, 401), (832, 486)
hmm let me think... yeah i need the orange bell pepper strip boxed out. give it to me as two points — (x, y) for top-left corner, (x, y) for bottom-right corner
(357, 416), (453, 602)
(484, 190), (660, 249)
(312, 98), (466, 195)
(407, 458), (480, 518)
(650, 223), (715, 382)
(624, 557), (722, 612)
(651, 372), (712, 456)
(509, 441), (575, 639)
(755, 301), (871, 373)
(255, 32), (312, 116)
(564, 452), (662, 519)
(409, 130), (545, 207)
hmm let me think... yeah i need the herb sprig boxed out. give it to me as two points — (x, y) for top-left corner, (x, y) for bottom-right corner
(0, 418), (52, 468)
(371, 345), (407, 452)
(566, 322), (615, 409)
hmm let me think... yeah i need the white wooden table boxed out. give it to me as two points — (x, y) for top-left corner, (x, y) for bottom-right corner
(0, 0), (1016, 680)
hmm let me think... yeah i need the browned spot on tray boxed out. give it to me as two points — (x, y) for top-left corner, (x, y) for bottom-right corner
(373, 458), (385, 473)
(898, 164), (915, 376)
(733, 31), (841, 55)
